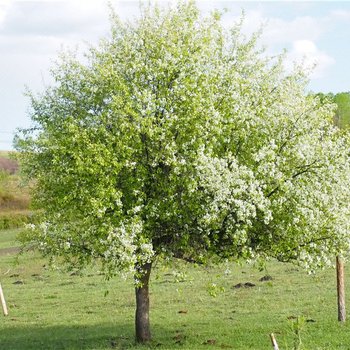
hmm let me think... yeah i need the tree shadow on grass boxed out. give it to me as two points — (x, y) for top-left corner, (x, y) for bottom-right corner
(0, 322), (170, 350)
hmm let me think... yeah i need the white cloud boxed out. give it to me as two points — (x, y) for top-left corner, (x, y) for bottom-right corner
(263, 15), (326, 45)
(220, 8), (335, 78)
(220, 9), (326, 43)
(331, 9), (350, 20)
(0, 0), (10, 25)
(1, 1), (109, 38)
(287, 39), (335, 78)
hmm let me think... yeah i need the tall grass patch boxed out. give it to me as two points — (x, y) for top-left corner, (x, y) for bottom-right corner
(0, 163), (32, 229)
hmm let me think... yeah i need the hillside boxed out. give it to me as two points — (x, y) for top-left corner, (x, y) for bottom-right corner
(0, 151), (32, 228)
(0, 155), (18, 174)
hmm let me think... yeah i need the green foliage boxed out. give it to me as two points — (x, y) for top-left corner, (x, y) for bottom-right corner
(15, 2), (350, 277)
(334, 92), (350, 128)
(316, 91), (350, 128)
(288, 315), (306, 350)
(206, 282), (225, 297)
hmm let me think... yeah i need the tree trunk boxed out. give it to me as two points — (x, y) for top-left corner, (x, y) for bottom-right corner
(135, 262), (152, 343)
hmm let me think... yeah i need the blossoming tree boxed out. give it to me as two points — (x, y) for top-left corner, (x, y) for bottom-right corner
(15, 2), (350, 343)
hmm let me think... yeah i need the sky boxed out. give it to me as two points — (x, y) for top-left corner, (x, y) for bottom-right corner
(1, 1), (350, 150)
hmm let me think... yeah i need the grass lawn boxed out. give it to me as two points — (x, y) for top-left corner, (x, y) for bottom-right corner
(0, 228), (349, 349)
(0, 228), (21, 250)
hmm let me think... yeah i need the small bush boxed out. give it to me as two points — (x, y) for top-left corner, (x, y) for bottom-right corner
(0, 211), (39, 230)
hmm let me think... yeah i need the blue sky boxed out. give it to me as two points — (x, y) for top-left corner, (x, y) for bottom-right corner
(1, 0), (350, 150)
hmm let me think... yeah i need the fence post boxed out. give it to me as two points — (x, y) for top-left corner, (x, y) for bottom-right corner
(337, 256), (346, 322)
(270, 333), (279, 350)
(0, 283), (8, 316)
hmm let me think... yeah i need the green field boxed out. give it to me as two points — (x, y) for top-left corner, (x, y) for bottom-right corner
(0, 228), (349, 350)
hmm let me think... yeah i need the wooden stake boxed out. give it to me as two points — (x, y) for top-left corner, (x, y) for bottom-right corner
(270, 333), (279, 350)
(0, 283), (8, 316)
(336, 256), (346, 322)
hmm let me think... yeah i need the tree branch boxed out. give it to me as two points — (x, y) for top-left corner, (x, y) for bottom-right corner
(267, 160), (322, 198)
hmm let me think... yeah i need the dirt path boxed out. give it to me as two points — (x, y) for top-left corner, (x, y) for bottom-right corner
(0, 246), (20, 256)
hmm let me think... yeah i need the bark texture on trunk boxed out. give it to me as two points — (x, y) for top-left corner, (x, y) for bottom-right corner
(135, 262), (152, 343)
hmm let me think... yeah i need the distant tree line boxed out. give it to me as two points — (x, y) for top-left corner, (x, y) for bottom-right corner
(316, 92), (350, 128)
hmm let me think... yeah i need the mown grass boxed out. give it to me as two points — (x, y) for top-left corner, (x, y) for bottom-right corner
(0, 228), (21, 249)
(0, 228), (350, 349)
